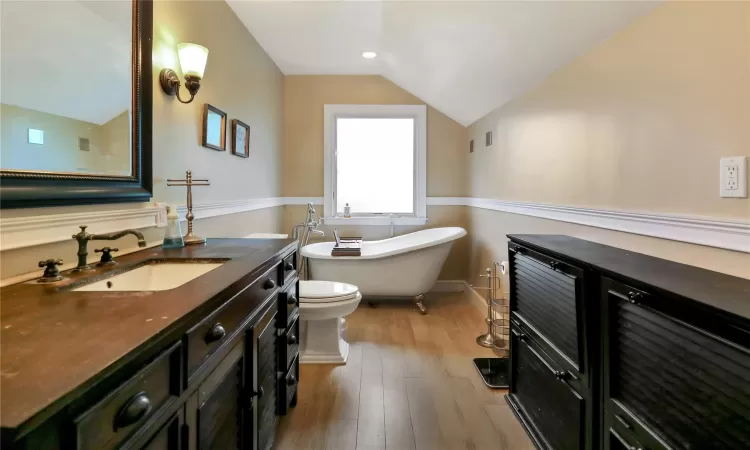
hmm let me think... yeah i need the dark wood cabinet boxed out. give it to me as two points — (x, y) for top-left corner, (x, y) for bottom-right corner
(1, 244), (299, 450)
(603, 278), (750, 450)
(506, 235), (750, 450)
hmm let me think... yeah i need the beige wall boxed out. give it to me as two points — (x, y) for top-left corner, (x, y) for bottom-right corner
(0, 103), (130, 175)
(99, 110), (131, 175)
(283, 75), (468, 197)
(466, 1), (750, 287)
(0, 0), (285, 281)
(282, 75), (470, 279)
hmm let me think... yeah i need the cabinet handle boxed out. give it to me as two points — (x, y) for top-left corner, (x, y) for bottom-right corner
(549, 261), (560, 270)
(288, 334), (297, 345)
(285, 261), (294, 271)
(287, 375), (297, 386)
(522, 339), (568, 382)
(263, 278), (276, 290)
(627, 291), (643, 303)
(614, 414), (633, 430)
(255, 386), (264, 399)
(287, 295), (298, 306)
(611, 429), (642, 450)
(205, 323), (226, 343)
(114, 392), (152, 430)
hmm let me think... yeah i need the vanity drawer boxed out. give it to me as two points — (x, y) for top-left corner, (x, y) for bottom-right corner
(276, 279), (299, 328)
(279, 251), (297, 285)
(75, 342), (181, 450)
(277, 355), (299, 416)
(278, 316), (300, 372)
(185, 264), (279, 382)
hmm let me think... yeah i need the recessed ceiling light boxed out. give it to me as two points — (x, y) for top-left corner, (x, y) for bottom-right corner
(362, 51), (377, 59)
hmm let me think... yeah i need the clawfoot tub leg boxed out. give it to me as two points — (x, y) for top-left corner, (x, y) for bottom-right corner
(413, 294), (427, 315)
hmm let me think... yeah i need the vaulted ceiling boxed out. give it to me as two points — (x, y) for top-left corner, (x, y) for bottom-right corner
(228, 0), (659, 126)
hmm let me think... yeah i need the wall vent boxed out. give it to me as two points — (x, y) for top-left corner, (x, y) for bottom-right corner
(78, 137), (90, 151)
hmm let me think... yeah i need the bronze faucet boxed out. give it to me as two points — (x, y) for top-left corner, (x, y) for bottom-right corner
(72, 225), (147, 270)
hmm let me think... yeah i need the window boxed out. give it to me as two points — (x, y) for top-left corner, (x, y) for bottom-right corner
(323, 104), (427, 225)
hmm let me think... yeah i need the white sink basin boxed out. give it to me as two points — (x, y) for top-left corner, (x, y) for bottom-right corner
(73, 262), (224, 292)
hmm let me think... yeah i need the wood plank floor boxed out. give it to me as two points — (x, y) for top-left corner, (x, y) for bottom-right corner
(274, 292), (534, 450)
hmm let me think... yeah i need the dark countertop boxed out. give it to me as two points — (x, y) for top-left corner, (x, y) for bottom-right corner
(0, 238), (296, 430)
(508, 234), (750, 321)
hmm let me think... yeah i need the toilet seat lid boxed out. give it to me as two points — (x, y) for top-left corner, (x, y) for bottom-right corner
(299, 280), (359, 303)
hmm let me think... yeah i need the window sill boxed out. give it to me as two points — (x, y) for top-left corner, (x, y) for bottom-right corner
(322, 216), (428, 226)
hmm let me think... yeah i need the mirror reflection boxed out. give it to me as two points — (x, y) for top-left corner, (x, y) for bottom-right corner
(0, 1), (133, 176)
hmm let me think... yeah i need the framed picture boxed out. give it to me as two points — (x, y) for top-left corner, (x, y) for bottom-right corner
(231, 119), (250, 158)
(202, 104), (227, 151)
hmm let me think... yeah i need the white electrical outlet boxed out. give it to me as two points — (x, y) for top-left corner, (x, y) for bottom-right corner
(720, 156), (747, 198)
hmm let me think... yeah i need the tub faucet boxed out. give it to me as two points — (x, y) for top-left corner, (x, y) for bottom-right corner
(72, 225), (147, 270)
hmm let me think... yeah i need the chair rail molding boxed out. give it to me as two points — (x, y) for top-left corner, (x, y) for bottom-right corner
(428, 197), (749, 253)
(1, 197), (747, 253)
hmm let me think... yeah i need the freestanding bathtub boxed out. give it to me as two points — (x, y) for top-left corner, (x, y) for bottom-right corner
(300, 227), (466, 313)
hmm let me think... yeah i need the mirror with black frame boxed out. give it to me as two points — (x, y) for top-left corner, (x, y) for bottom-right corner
(0, 0), (152, 208)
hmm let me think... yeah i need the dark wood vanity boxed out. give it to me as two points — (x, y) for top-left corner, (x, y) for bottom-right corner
(0, 238), (300, 450)
(506, 234), (750, 450)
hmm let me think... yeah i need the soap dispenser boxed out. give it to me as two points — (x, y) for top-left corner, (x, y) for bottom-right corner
(163, 205), (185, 249)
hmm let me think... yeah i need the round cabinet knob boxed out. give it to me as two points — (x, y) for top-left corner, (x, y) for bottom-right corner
(285, 261), (294, 271)
(549, 261), (560, 270)
(205, 323), (226, 343)
(287, 375), (297, 386)
(114, 392), (152, 430)
(555, 371), (568, 380)
(287, 295), (298, 306)
(263, 278), (276, 290)
(288, 334), (297, 345)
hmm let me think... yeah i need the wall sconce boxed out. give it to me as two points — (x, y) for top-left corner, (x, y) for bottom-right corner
(159, 43), (209, 104)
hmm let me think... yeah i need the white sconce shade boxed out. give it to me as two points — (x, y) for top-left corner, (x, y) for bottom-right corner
(177, 43), (209, 79)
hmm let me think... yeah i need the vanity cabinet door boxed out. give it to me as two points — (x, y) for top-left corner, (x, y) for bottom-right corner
(140, 410), (183, 450)
(251, 304), (278, 450)
(186, 340), (246, 450)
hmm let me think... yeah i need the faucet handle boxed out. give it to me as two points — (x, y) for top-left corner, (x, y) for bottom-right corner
(38, 259), (64, 282)
(95, 247), (119, 265)
(39, 258), (63, 269)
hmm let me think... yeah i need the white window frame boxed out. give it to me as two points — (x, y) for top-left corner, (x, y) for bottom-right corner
(323, 104), (427, 226)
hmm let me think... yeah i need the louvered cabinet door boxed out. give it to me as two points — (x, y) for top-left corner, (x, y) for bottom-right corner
(508, 329), (585, 450)
(603, 278), (750, 450)
(509, 243), (586, 374)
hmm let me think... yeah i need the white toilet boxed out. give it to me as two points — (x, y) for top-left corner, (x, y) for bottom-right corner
(298, 280), (362, 364)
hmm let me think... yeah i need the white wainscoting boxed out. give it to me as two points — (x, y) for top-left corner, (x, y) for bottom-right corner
(429, 197), (749, 253)
(2, 197), (747, 253)
(0, 207), (164, 251)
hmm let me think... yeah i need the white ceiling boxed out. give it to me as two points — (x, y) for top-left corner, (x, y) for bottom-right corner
(228, 0), (659, 126)
(0, 0), (131, 125)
